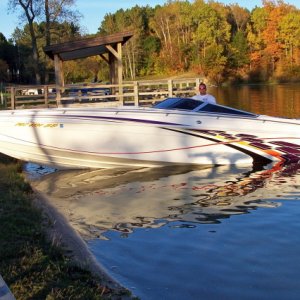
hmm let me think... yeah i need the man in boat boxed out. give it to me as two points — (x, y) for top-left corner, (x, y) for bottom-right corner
(192, 82), (216, 104)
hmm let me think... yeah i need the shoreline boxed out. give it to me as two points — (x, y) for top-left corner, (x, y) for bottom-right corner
(0, 155), (134, 299)
(30, 185), (130, 296)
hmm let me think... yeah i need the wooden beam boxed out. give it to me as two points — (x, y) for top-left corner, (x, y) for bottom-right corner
(99, 53), (109, 64)
(44, 31), (134, 60)
(106, 45), (121, 59)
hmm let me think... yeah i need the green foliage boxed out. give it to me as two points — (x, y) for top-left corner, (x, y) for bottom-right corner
(0, 154), (129, 299)
(2, 0), (300, 84)
(0, 59), (9, 81)
(229, 31), (250, 68)
(278, 11), (300, 62)
(200, 44), (227, 83)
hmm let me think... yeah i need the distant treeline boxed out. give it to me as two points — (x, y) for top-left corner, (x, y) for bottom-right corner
(1, 0), (300, 85)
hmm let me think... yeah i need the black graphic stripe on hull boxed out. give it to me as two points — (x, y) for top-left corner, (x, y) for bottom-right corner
(161, 127), (273, 164)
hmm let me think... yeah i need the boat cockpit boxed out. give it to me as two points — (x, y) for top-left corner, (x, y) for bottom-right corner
(153, 97), (257, 117)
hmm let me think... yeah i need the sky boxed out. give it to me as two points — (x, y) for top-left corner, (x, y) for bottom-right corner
(1, 0), (300, 40)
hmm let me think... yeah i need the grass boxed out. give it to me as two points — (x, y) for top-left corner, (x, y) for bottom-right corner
(0, 154), (131, 299)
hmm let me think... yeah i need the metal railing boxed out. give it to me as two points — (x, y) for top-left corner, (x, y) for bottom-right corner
(5, 78), (202, 109)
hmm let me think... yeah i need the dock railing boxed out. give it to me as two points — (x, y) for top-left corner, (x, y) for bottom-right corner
(5, 78), (201, 109)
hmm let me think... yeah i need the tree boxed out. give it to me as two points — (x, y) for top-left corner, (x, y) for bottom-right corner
(229, 4), (250, 33)
(43, 0), (80, 46)
(191, 1), (231, 81)
(149, 5), (176, 73)
(9, 0), (42, 83)
(229, 31), (249, 69)
(261, 0), (292, 74)
(0, 59), (9, 82)
(8, 0), (81, 84)
(246, 6), (268, 77)
(0, 31), (20, 83)
(100, 6), (154, 79)
(278, 11), (300, 64)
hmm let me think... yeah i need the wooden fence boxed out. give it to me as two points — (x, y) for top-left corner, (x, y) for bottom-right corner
(4, 78), (202, 109)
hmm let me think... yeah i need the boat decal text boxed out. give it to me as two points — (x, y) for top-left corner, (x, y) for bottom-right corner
(15, 122), (59, 128)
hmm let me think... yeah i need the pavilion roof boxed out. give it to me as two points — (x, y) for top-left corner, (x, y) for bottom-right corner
(44, 31), (134, 61)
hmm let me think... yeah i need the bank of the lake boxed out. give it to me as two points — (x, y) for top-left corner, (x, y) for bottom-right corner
(0, 154), (132, 300)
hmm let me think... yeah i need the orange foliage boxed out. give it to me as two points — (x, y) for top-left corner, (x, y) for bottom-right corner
(262, 0), (293, 60)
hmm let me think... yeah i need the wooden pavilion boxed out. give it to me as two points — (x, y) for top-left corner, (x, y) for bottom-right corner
(44, 31), (134, 88)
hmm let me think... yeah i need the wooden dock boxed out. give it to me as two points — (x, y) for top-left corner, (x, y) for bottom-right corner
(5, 78), (202, 110)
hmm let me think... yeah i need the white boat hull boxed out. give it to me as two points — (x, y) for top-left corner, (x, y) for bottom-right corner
(0, 106), (300, 168)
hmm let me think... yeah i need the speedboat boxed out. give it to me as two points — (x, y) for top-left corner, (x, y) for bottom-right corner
(0, 97), (300, 168)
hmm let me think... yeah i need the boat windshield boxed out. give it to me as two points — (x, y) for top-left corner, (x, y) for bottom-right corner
(196, 103), (256, 116)
(153, 97), (257, 117)
(153, 98), (204, 110)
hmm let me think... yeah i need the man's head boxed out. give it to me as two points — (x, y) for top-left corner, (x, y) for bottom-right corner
(199, 83), (207, 95)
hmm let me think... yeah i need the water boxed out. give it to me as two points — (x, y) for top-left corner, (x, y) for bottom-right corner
(211, 83), (300, 118)
(27, 84), (300, 299)
(29, 162), (300, 299)
(84, 163), (300, 300)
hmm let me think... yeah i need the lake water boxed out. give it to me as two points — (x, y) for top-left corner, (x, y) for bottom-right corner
(211, 83), (300, 118)
(28, 84), (300, 299)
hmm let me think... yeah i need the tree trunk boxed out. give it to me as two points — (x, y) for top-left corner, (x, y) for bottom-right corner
(28, 21), (41, 84)
(18, 0), (41, 84)
(44, 0), (51, 83)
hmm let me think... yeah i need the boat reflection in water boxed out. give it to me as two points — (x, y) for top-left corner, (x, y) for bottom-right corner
(28, 160), (300, 240)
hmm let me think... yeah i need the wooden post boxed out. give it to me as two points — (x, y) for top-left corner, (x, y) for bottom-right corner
(108, 52), (116, 97)
(54, 55), (64, 87)
(56, 86), (61, 106)
(133, 81), (139, 106)
(106, 44), (123, 105)
(54, 54), (64, 106)
(10, 87), (15, 110)
(0, 92), (3, 106)
(195, 78), (201, 93)
(117, 42), (123, 105)
(44, 85), (48, 107)
(78, 89), (82, 102)
(168, 79), (173, 97)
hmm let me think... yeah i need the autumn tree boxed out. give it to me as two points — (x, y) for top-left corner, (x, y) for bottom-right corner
(262, 0), (293, 75)
(246, 6), (267, 78)
(100, 6), (155, 80)
(191, 1), (231, 82)
(225, 5), (250, 79)
(246, 0), (298, 81)
(7, 0), (300, 84)
(149, 4), (179, 73)
(278, 11), (300, 65)
(229, 3), (250, 33)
